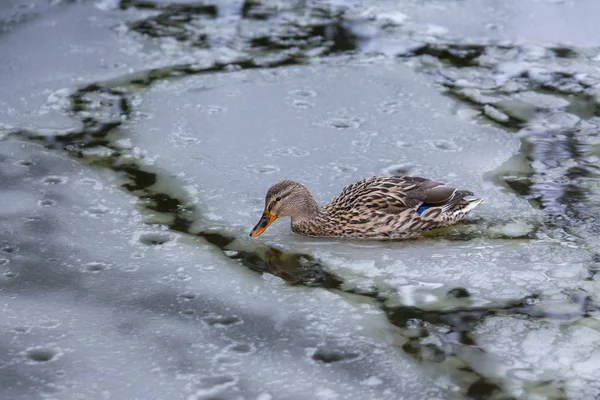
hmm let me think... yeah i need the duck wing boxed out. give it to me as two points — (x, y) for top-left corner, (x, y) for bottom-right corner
(324, 176), (465, 213)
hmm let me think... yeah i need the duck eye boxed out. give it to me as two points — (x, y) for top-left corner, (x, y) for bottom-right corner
(275, 196), (282, 202)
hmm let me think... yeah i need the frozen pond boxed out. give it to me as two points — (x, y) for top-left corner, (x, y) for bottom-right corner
(1, 0), (600, 399)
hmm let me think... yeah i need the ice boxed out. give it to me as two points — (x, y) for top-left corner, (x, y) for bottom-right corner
(131, 62), (524, 227)
(473, 317), (600, 398)
(305, 239), (589, 303)
(483, 105), (510, 123)
(106, 61), (596, 305)
(492, 222), (533, 238)
(365, 0), (600, 47)
(0, 3), (149, 129)
(0, 141), (445, 399)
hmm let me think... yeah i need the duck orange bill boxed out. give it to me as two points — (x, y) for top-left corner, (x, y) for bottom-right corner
(250, 210), (277, 238)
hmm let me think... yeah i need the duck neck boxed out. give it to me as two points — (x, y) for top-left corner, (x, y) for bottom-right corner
(290, 198), (330, 236)
(290, 194), (323, 223)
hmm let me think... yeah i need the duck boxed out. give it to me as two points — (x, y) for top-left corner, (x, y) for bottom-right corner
(250, 176), (483, 239)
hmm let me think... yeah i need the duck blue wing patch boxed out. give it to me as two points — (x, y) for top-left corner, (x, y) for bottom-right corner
(416, 205), (431, 215)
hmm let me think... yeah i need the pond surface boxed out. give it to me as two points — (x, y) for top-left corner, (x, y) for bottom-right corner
(1, 0), (600, 399)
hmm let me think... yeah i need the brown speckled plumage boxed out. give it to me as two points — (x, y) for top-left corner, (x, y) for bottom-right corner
(250, 176), (483, 239)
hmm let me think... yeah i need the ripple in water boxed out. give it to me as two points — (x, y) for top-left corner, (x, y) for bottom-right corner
(204, 314), (243, 327)
(428, 139), (463, 151)
(267, 147), (309, 158)
(325, 117), (361, 129)
(38, 199), (57, 207)
(244, 164), (280, 174)
(180, 309), (196, 317)
(290, 99), (315, 108)
(16, 160), (35, 167)
(311, 348), (361, 363)
(84, 262), (109, 273)
(41, 176), (68, 185)
(25, 346), (62, 363)
(227, 343), (255, 354)
(378, 100), (403, 114)
(137, 232), (172, 246)
(1, 245), (18, 254)
(288, 89), (317, 98)
(381, 164), (414, 176)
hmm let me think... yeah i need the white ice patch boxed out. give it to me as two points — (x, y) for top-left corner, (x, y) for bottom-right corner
(0, 141), (446, 399)
(474, 317), (600, 399)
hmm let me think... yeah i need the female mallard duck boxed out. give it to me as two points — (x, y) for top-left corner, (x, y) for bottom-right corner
(250, 176), (482, 239)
